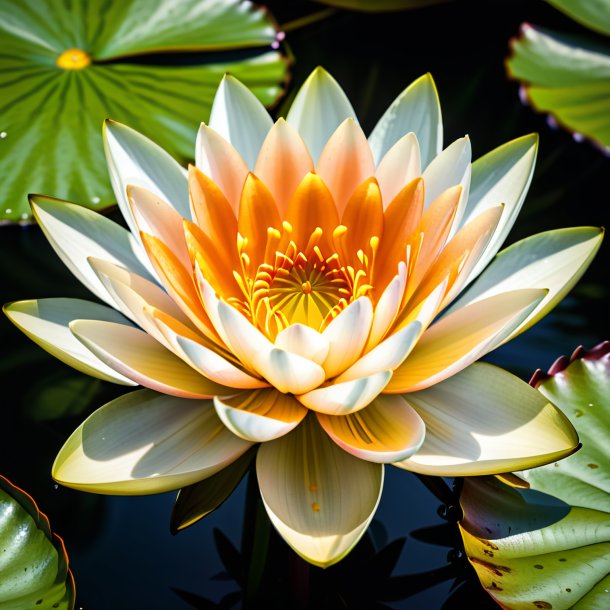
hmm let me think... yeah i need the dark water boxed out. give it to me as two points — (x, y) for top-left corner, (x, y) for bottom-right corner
(1, 1), (608, 608)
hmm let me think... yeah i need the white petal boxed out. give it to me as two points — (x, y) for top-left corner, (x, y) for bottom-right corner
(368, 263), (407, 347)
(257, 416), (383, 567)
(4, 298), (135, 385)
(286, 67), (357, 164)
(395, 363), (579, 476)
(375, 132), (422, 206)
(369, 73), (442, 168)
(103, 119), (189, 237)
(297, 371), (391, 416)
(217, 301), (325, 394)
(422, 137), (472, 233)
(70, 320), (230, 398)
(322, 297), (374, 378)
(53, 389), (252, 494)
(458, 134), (538, 284)
(317, 394), (425, 463)
(31, 196), (153, 306)
(214, 389), (307, 442)
(274, 324), (330, 365)
(444, 227), (604, 343)
(338, 322), (421, 382)
(209, 74), (273, 169)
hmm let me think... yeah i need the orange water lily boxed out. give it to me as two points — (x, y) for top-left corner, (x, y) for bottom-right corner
(5, 68), (603, 566)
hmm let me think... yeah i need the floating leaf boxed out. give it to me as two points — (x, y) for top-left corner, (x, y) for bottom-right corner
(546, 0), (610, 37)
(0, 0), (287, 224)
(0, 475), (74, 609)
(460, 342), (610, 610)
(507, 24), (610, 151)
(313, 0), (451, 12)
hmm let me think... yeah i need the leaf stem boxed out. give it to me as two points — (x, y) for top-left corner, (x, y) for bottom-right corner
(280, 8), (338, 33)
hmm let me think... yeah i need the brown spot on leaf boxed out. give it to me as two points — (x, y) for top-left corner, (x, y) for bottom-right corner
(558, 558), (567, 562)
(484, 549), (495, 557)
(574, 409), (584, 418)
(482, 539), (499, 550)
(587, 463), (599, 469)
(533, 602), (552, 609)
(534, 564), (544, 569)
(566, 588), (571, 593)
(471, 558), (511, 577)
(490, 581), (503, 591)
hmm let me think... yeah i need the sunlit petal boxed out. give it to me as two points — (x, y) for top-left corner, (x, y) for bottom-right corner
(53, 390), (252, 494)
(257, 416), (383, 567)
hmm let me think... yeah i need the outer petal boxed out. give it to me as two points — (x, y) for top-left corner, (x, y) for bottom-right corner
(387, 289), (546, 393)
(444, 227), (604, 343)
(209, 74), (273, 170)
(317, 394), (425, 463)
(213, 389), (307, 442)
(297, 371), (392, 416)
(53, 390), (253, 494)
(394, 363), (579, 476)
(70, 320), (230, 398)
(257, 416), (384, 568)
(195, 124), (249, 212)
(368, 73), (442, 169)
(31, 196), (153, 306)
(458, 134), (538, 284)
(3, 298), (135, 385)
(103, 119), (189, 237)
(286, 67), (357, 164)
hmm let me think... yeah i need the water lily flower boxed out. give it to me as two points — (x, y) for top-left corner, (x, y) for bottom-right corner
(5, 68), (603, 567)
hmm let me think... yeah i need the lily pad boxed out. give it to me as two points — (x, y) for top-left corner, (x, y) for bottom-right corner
(507, 23), (610, 151)
(0, 475), (74, 609)
(459, 342), (610, 610)
(0, 0), (287, 224)
(547, 0), (610, 37)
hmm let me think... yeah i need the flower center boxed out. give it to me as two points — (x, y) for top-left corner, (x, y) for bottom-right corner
(229, 223), (375, 338)
(56, 48), (91, 70)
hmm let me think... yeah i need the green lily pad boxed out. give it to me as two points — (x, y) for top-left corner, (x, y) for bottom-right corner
(313, 0), (451, 11)
(0, 475), (74, 609)
(547, 0), (610, 37)
(459, 342), (610, 610)
(0, 0), (287, 224)
(507, 23), (610, 151)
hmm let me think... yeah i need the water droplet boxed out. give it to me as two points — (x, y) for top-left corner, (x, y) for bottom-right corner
(92, 196), (100, 204)
(271, 41), (280, 49)
(572, 132), (584, 143)
(53, 484), (59, 490)
(5, 208), (12, 214)
(0, 132), (6, 139)
(21, 213), (28, 220)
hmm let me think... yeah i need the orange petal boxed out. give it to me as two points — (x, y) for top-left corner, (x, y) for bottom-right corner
(405, 184), (462, 298)
(196, 123), (249, 213)
(238, 173), (282, 270)
(140, 232), (218, 342)
(341, 178), (383, 268)
(408, 206), (504, 312)
(183, 220), (242, 301)
(374, 177), (424, 293)
(254, 119), (314, 215)
(316, 119), (375, 215)
(284, 172), (340, 253)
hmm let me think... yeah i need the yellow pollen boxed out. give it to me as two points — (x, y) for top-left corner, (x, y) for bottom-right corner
(56, 48), (91, 70)
(311, 502), (321, 512)
(302, 281), (312, 294)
